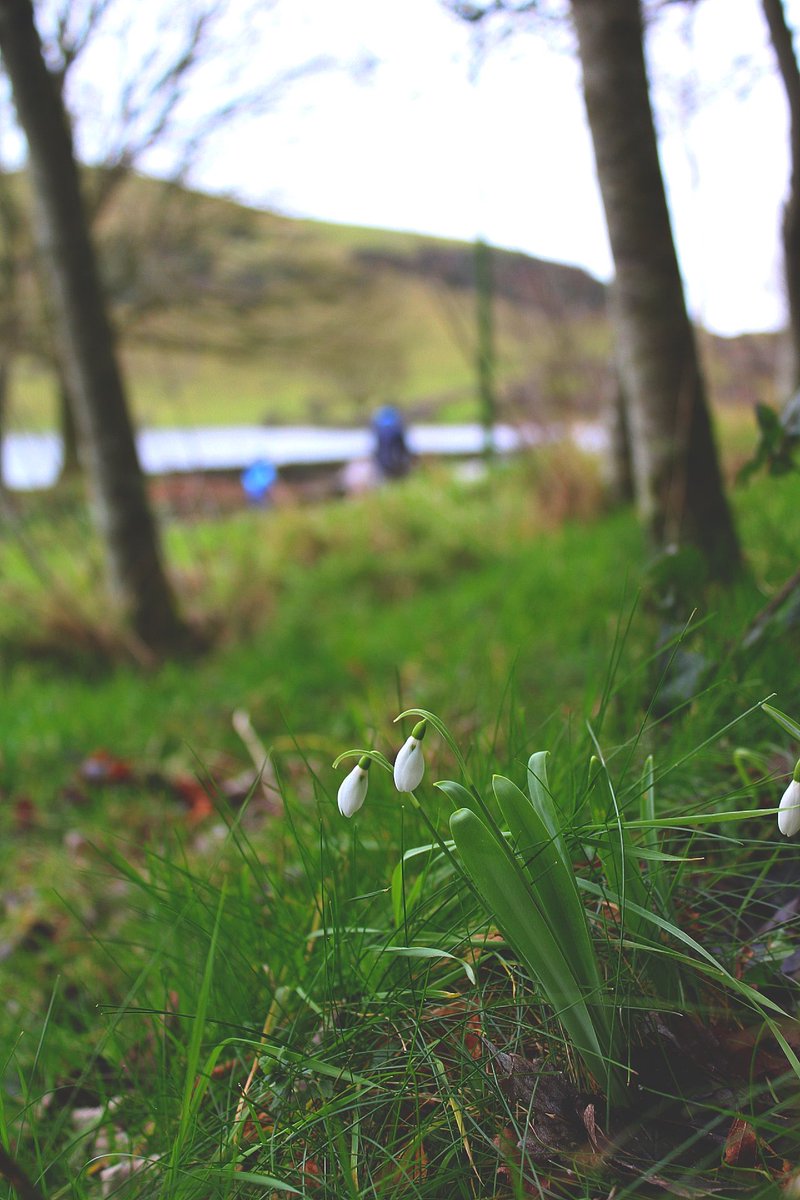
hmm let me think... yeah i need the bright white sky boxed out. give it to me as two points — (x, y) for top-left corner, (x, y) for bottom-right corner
(12, 0), (800, 338)
(183, 0), (795, 338)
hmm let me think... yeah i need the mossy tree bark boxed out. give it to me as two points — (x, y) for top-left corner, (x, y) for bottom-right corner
(0, 0), (185, 650)
(571, 0), (740, 580)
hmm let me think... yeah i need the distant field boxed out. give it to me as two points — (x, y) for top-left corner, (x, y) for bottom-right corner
(2, 173), (609, 432)
(5, 173), (778, 435)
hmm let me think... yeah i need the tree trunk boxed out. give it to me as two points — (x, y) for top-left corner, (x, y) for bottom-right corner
(0, 0), (185, 650)
(474, 236), (497, 457)
(762, 0), (800, 398)
(0, 359), (7, 494)
(57, 373), (81, 480)
(607, 377), (635, 507)
(570, 0), (740, 580)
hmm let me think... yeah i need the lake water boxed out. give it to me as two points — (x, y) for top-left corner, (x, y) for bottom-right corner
(2, 421), (608, 491)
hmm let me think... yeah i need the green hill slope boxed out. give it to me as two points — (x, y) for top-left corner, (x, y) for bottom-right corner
(6, 172), (778, 431)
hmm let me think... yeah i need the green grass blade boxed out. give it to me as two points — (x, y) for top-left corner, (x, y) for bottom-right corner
(206, 1169), (300, 1191)
(371, 944), (476, 985)
(596, 806), (779, 829)
(258, 1041), (381, 1089)
(167, 883), (227, 1186)
(639, 754), (671, 921)
(578, 878), (788, 1018)
(639, 755), (656, 849)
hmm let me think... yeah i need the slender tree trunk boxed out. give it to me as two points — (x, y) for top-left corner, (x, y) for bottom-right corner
(474, 236), (497, 457)
(763, 0), (800, 398)
(0, 0), (185, 650)
(57, 373), (80, 480)
(0, 359), (7, 494)
(607, 378), (635, 507)
(571, 0), (740, 580)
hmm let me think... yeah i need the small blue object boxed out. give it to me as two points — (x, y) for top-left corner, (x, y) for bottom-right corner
(372, 405), (403, 431)
(242, 458), (277, 502)
(371, 406), (411, 479)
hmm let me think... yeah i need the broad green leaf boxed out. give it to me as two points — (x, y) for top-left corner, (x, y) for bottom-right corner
(449, 806), (625, 1104)
(526, 751), (566, 855)
(762, 702), (800, 742)
(492, 774), (608, 1041)
(400, 841), (455, 864)
(435, 779), (477, 810)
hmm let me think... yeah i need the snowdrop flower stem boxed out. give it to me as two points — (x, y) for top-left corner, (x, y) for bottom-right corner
(778, 758), (800, 837)
(394, 706), (481, 799)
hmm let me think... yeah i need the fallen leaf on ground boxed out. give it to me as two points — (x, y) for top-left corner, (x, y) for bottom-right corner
(171, 775), (214, 822)
(79, 750), (134, 784)
(723, 1117), (759, 1167)
(13, 796), (37, 831)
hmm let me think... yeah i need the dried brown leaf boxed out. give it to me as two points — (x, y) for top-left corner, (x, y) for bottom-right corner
(723, 1117), (759, 1167)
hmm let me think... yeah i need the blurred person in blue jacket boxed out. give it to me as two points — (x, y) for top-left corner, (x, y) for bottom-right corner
(242, 458), (277, 506)
(372, 406), (412, 480)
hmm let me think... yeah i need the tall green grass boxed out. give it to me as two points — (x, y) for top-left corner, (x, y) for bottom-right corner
(7, 667), (799, 1197)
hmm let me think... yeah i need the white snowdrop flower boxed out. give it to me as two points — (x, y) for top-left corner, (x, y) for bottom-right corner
(394, 720), (427, 793)
(337, 755), (371, 818)
(778, 764), (800, 837)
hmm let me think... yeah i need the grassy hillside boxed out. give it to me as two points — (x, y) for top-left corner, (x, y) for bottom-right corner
(6, 172), (780, 435)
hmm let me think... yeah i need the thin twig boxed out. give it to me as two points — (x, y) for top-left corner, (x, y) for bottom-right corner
(741, 564), (800, 648)
(231, 708), (282, 808)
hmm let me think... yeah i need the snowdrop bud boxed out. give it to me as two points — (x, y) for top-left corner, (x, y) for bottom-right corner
(394, 720), (427, 792)
(338, 755), (371, 818)
(778, 760), (800, 837)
